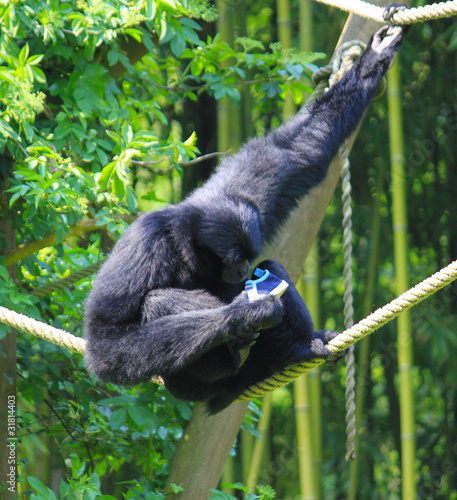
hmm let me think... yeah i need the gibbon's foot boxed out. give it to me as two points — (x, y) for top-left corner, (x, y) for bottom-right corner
(309, 329), (339, 359)
(383, 3), (407, 21)
(228, 332), (260, 351)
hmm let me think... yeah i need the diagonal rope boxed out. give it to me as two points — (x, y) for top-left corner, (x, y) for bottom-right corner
(2, 261), (456, 394)
(31, 262), (102, 298)
(235, 259), (457, 401)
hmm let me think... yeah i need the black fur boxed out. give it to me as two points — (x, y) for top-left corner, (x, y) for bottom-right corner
(84, 26), (407, 414)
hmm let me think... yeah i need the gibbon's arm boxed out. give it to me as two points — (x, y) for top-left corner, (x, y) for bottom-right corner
(199, 27), (406, 243)
(84, 288), (283, 385)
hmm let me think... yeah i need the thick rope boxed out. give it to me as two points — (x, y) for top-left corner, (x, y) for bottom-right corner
(307, 41), (367, 106)
(0, 305), (165, 385)
(340, 146), (357, 462)
(235, 259), (457, 401)
(1, 261), (456, 394)
(0, 306), (86, 353)
(313, 0), (457, 25)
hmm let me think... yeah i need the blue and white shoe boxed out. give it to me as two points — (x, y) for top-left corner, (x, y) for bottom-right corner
(245, 268), (289, 302)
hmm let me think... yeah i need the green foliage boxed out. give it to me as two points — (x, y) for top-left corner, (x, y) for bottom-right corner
(186, 0), (218, 22)
(27, 458), (118, 499)
(4, 1), (456, 499)
(0, 0), (314, 246)
(0, 0), (325, 497)
(240, 401), (262, 440)
(209, 482), (276, 500)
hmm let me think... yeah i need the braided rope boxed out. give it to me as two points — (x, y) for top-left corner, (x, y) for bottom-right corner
(309, 41), (367, 101)
(313, 42), (363, 462)
(340, 147), (357, 462)
(313, 0), (457, 24)
(0, 306), (86, 353)
(0, 305), (165, 385)
(236, 259), (457, 401)
(0, 261), (456, 394)
(390, 0), (457, 23)
(31, 262), (102, 298)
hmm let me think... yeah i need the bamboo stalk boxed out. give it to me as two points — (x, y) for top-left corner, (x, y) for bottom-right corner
(246, 394), (273, 491)
(387, 59), (417, 500)
(277, 0), (295, 118)
(216, 0), (241, 152)
(294, 376), (316, 500)
(298, 7), (322, 496)
(295, 243), (321, 499)
(221, 457), (234, 496)
(300, 0), (313, 55)
(241, 430), (254, 484)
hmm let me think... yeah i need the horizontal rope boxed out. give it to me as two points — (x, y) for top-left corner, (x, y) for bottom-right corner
(0, 306), (86, 353)
(0, 306), (164, 385)
(313, 0), (457, 24)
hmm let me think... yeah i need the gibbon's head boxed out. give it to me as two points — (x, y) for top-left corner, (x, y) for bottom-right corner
(193, 198), (263, 284)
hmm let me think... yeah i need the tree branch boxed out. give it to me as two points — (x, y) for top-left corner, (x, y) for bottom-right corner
(3, 215), (136, 267)
(132, 150), (231, 175)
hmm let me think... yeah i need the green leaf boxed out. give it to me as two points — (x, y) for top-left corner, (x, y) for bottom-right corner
(107, 50), (119, 66)
(125, 188), (137, 212)
(27, 54), (44, 66)
(99, 162), (115, 191)
(55, 227), (65, 244)
(236, 36), (265, 52)
(190, 58), (204, 77)
(261, 81), (282, 98)
(125, 28), (143, 42)
(285, 62), (304, 80)
(0, 266), (9, 280)
(31, 66), (47, 84)
(122, 123), (134, 145)
(182, 25), (203, 46)
(170, 34), (186, 57)
(59, 479), (70, 498)
(8, 185), (29, 207)
(145, 0), (157, 19)
(28, 476), (58, 500)
(97, 395), (136, 406)
(112, 171), (126, 198)
(88, 470), (100, 489)
(208, 491), (237, 500)
(18, 44), (30, 67)
(0, 68), (17, 85)
(110, 408), (127, 430)
(179, 17), (202, 30)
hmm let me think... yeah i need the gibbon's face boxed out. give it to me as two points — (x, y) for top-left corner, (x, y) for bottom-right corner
(221, 259), (251, 284)
(193, 201), (263, 285)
